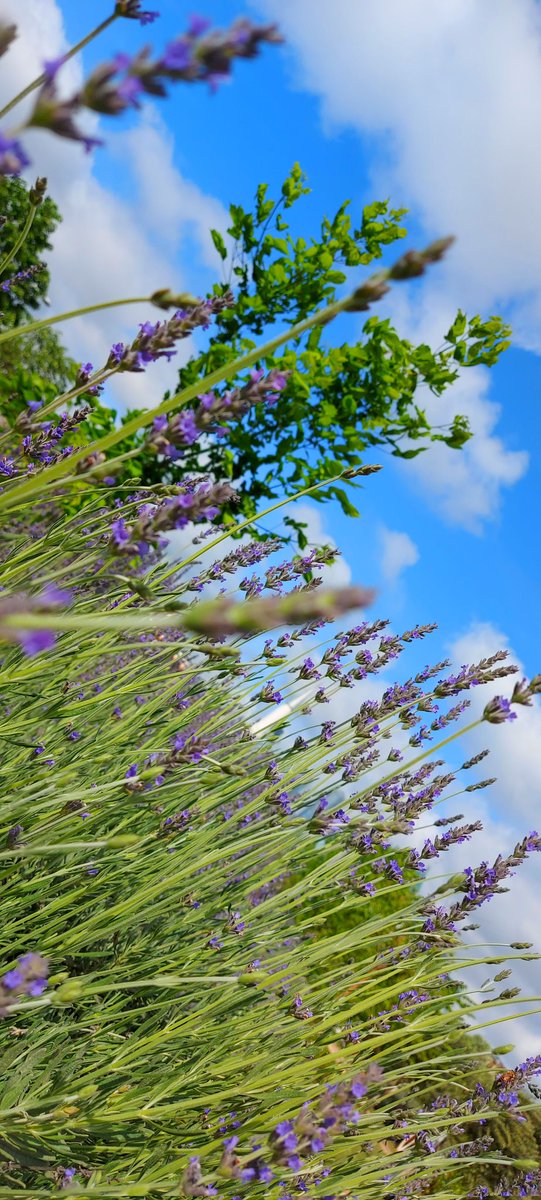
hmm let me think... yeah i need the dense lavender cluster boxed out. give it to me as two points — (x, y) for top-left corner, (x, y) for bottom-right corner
(208, 1071), (379, 1190)
(187, 537), (282, 594)
(0, 261), (43, 294)
(149, 368), (289, 458)
(421, 833), (541, 937)
(2, 404), (91, 473)
(109, 482), (238, 555)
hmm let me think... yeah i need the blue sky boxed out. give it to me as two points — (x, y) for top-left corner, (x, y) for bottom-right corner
(53, 0), (541, 671)
(1, 0), (541, 1052)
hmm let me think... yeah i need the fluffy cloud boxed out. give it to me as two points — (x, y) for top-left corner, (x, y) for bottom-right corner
(398, 368), (528, 532)
(256, 0), (541, 324)
(255, 0), (535, 526)
(382, 287), (529, 530)
(378, 524), (419, 584)
(0, 0), (228, 410)
(114, 110), (229, 272)
(435, 620), (541, 1056)
(447, 621), (541, 827)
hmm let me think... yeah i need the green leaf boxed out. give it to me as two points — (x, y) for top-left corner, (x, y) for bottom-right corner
(210, 229), (227, 261)
(445, 309), (467, 343)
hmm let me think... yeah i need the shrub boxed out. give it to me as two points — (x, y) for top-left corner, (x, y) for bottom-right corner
(0, 9), (538, 1200)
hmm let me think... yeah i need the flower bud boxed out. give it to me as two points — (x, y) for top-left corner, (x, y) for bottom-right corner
(151, 288), (201, 309)
(0, 22), (17, 58)
(28, 176), (48, 206)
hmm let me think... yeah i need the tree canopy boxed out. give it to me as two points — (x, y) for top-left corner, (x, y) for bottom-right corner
(1, 168), (512, 542)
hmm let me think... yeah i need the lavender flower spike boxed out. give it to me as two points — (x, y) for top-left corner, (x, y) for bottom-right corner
(109, 483), (237, 556)
(115, 0), (160, 23)
(28, 76), (103, 153)
(159, 17), (283, 91)
(0, 132), (30, 175)
(483, 695), (517, 724)
(183, 585), (375, 637)
(106, 293), (233, 372)
(0, 586), (72, 656)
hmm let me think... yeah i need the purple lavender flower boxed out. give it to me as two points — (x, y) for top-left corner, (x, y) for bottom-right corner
(108, 294), (233, 373)
(18, 628), (56, 656)
(0, 953), (49, 1014)
(181, 1155), (216, 1198)
(0, 132), (30, 175)
(1, 263), (44, 295)
(483, 695), (517, 724)
(2, 968), (24, 989)
(158, 17), (283, 91)
(29, 76), (103, 152)
(43, 56), (66, 81)
(0, 586), (71, 657)
(275, 1121), (294, 1137)
(175, 409), (199, 445)
(188, 16), (212, 37)
(258, 682), (283, 704)
(265, 1073), (374, 1173)
(75, 361), (103, 397)
(148, 367), (289, 456)
(110, 517), (130, 548)
(115, 0), (160, 23)
(27, 978), (48, 997)
(160, 41), (194, 73)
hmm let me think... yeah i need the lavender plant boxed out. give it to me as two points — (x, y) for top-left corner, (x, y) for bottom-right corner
(0, 9), (538, 1200)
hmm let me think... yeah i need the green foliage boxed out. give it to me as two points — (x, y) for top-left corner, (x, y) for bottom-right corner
(0, 175), (60, 323)
(0, 176), (75, 388)
(0, 497), (536, 1197)
(0, 171), (512, 540)
(0, 336), (76, 395)
(132, 166), (509, 528)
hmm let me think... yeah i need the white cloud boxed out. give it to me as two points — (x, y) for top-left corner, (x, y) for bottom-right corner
(255, 0), (536, 526)
(114, 109), (230, 272)
(381, 288), (529, 531)
(0, 0), (228, 411)
(402, 373), (528, 533)
(447, 621), (541, 827)
(256, 0), (541, 324)
(378, 524), (419, 584)
(432, 620), (541, 1056)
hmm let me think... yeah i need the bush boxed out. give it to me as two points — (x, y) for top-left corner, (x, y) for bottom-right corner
(0, 8), (538, 1200)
